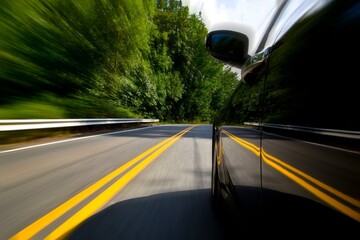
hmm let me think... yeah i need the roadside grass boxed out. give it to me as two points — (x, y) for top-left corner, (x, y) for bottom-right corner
(0, 100), (65, 119)
(0, 95), (144, 146)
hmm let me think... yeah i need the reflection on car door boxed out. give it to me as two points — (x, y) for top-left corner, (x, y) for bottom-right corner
(260, 0), (360, 233)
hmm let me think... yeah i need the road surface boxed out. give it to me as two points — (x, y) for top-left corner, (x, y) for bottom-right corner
(0, 124), (226, 240)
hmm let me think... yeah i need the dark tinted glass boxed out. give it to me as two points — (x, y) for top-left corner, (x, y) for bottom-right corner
(206, 31), (249, 67)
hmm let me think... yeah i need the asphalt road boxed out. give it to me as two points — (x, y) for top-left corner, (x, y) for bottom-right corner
(0, 124), (226, 240)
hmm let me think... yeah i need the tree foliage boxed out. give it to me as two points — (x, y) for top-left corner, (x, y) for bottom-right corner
(0, 0), (238, 122)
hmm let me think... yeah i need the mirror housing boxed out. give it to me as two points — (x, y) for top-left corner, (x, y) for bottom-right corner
(206, 30), (250, 68)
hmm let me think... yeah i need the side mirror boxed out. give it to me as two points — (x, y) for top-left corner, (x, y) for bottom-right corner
(206, 30), (250, 68)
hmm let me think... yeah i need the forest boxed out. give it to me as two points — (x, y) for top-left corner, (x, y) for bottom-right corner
(0, 0), (240, 123)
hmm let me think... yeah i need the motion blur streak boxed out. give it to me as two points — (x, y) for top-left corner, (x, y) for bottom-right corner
(45, 126), (195, 240)
(10, 126), (193, 240)
(225, 131), (360, 222)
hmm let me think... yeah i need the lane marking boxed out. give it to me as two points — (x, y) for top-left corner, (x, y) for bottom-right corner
(224, 130), (260, 156)
(0, 126), (156, 154)
(45, 126), (195, 240)
(261, 150), (360, 209)
(223, 130), (360, 222)
(261, 150), (360, 222)
(10, 126), (191, 240)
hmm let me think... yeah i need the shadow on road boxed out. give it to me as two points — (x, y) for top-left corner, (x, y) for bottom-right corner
(64, 189), (226, 240)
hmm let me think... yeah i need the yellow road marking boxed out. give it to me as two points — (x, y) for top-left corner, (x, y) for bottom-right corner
(224, 130), (360, 222)
(261, 150), (360, 209)
(262, 151), (360, 222)
(10, 126), (192, 240)
(45, 126), (194, 240)
(223, 130), (260, 156)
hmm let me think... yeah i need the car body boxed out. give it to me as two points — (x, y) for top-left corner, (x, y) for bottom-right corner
(206, 0), (360, 237)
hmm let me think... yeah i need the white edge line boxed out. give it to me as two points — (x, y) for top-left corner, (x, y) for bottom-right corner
(0, 126), (156, 154)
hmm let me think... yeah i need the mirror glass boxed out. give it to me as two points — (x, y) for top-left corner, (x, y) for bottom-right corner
(206, 30), (249, 67)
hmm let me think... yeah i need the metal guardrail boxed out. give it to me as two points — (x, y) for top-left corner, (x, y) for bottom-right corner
(244, 122), (360, 139)
(0, 118), (159, 131)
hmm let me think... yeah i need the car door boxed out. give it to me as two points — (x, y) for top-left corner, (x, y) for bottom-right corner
(259, 0), (360, 234)
(206, 0), (359, 236)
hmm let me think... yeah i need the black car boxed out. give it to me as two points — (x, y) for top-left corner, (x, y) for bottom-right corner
(206, 0), (360, 237)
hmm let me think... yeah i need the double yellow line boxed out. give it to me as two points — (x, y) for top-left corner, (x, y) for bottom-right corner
(11, 126), (195, 240)
(223, 130), (360, 222)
